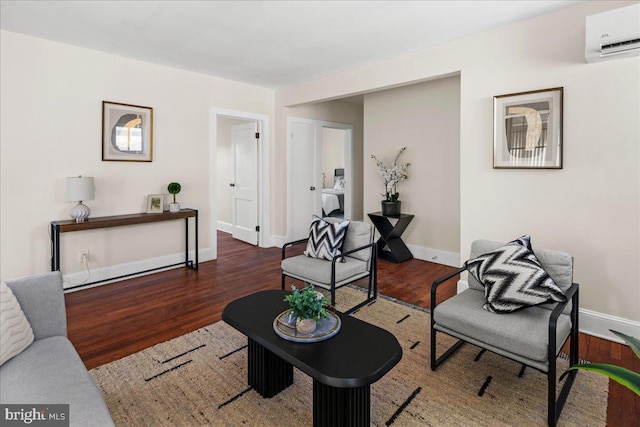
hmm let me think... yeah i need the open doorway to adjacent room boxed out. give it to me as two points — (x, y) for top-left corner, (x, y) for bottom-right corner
(321, 127), (347, 220)
(287, 117), (354, 241)
(210, 108), (270, 260)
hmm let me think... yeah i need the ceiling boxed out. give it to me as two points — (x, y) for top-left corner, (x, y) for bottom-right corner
(0, 1), (582, 89)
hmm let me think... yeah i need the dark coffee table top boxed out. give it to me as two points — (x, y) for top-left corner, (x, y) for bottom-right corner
(222, 290), (403, 388)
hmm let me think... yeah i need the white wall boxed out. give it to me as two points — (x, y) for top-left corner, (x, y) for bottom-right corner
(364, 76), (461, 256)
(0, 30), (273, 284)
(274, 1), (640, 323)
(2, 2), (638, 329)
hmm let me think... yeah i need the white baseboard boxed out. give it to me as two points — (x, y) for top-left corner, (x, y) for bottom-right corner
(579, 309), (640, 344)
(216, 221), (233, 234)
(455, 280), (640, 344)
(269, 238), (461, 266)
(271, 235), (288, 248)
(63, 247), (215, 292)
(407, 244), (460, 267)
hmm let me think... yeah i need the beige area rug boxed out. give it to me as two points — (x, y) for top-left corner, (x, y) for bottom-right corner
(90, 287), (608, 426)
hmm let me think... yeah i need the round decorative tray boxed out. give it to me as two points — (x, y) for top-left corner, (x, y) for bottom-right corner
(273, 310), (341, 343)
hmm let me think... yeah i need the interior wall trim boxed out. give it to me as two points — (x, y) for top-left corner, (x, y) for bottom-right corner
(407, 244), (460, 267)
(61, 248), (214, 292)
(216, 221), (233, 234)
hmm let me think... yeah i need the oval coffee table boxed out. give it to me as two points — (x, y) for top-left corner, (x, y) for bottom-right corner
(222, 290), (402, 427)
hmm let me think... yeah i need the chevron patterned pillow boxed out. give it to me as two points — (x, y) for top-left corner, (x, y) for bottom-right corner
(466, 236), (567, 314)
(304, 216), (350, 261)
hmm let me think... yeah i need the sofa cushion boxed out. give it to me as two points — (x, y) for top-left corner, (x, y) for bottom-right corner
(466, 236), (566, 313)
(0, 336), (114, 426)
(325, 218), (373, 262)
(467, 240), (573, 291)
(5, 272), (67, 340)
(0, 282), (34, 366)
(282, 254), (368, 285)
(433, 288), (571, 363)
(304, 215), (350, 261)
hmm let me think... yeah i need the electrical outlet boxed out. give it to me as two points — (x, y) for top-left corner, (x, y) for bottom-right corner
(80, 250), (90, 264)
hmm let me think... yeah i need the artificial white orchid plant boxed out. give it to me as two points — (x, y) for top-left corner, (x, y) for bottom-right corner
(371, 147), (411, 202)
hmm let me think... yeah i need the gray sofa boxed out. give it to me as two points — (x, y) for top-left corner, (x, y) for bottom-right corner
(0, 272), (114, 426)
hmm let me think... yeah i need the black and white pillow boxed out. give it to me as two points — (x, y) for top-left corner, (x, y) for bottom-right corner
(304, 216), (350, 261)
(466, 235), (566, 314)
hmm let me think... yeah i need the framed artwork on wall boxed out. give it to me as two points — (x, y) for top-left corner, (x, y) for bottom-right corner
(146, 194), (164, 214)
(493, 87), (563, 169)
(102, 101), (153, 162)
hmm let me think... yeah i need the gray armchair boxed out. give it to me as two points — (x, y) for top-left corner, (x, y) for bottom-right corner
(281, 218), (377, 313)
(430, 239), (579, 427)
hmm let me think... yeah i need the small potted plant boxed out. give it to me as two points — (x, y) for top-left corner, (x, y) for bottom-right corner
(167, 182), (181, 213)
(284, 285), (330, 334)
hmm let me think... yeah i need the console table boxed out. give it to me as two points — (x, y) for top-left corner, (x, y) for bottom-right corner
(367, 211), (414, 263)
(51, 209), (198, 290)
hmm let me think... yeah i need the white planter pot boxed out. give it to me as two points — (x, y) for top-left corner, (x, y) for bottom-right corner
(169, 203), (180, 213)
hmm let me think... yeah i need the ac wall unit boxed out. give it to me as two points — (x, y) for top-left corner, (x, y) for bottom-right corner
(585, 3), (640, 63)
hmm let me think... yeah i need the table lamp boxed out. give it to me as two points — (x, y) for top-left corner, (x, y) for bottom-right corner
(66, 176), (95, 223)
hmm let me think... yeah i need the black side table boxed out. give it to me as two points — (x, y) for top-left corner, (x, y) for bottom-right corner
(367, 212), (414, 263)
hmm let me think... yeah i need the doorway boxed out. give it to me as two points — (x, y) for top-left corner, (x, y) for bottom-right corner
(287, 117), (354, 241)
(322, 127), (347, 220)
(210, 108), (270, 260)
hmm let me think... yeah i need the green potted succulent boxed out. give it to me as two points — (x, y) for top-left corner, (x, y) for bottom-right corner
(563, 330), (640, 395)
(167, 182), (181, 213)
(284, 285), (330, 334)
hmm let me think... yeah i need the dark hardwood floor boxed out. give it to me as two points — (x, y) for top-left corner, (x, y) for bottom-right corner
(65, 231), (638, 426)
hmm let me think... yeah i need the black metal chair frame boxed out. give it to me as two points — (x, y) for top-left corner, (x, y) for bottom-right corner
(282, 239), (377, 314)
(430, 266), (580, 427)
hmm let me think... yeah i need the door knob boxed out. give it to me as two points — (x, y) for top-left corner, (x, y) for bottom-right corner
(310, 186), (316, 191)
(230, 183), (235, 187)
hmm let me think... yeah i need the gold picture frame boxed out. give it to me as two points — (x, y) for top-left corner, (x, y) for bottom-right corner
(102, 101), (153, 162)
(493, 87), (563, 169)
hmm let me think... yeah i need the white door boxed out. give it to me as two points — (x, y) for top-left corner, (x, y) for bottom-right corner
(231, 122), (258, 245)
(289, 119), (322, 240)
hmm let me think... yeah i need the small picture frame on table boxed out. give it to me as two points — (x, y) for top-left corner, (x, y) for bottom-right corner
(146, 194), (164, 214)
(493, 87), (563, 169)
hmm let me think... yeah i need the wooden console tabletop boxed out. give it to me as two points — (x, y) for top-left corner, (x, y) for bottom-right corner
(51, 209), (198, 290)
(52, 210), (197, 232)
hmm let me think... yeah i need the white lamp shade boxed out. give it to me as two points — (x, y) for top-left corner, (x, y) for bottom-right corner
(66, 176), (95, 202)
